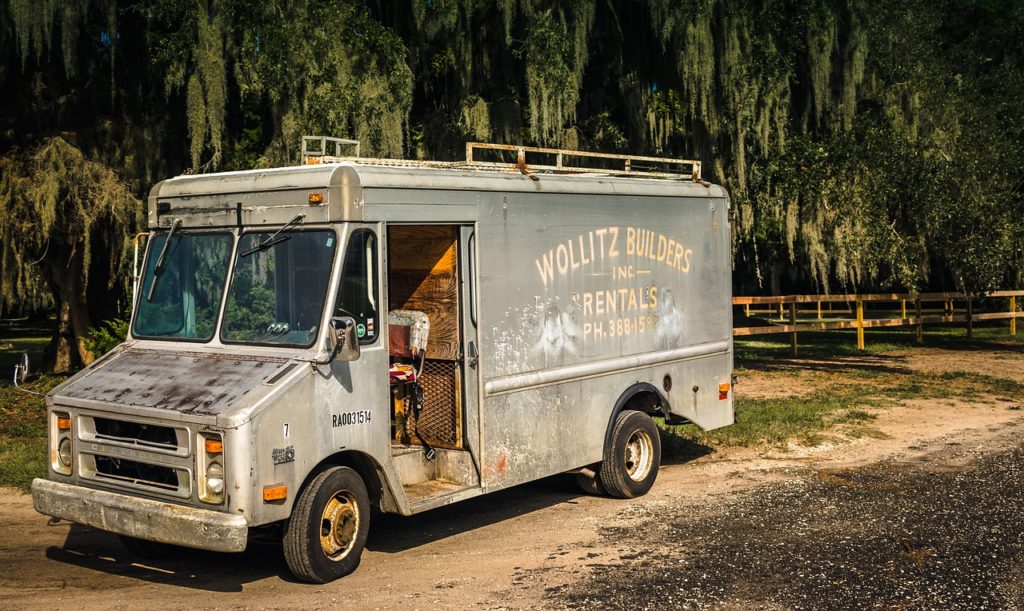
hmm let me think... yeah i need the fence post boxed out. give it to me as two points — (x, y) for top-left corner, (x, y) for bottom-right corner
(856, 298), (865, 350)
(901, 299), (906, 320)
(915, 298), (924, 344)
(966, 295), (973, 338)
(744, 303), (750, 317)
(1012, 296), (1017, 336)
(789, 301), (798, 356)
(817, 300), (822, 320)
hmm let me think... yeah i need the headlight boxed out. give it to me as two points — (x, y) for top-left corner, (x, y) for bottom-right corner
(198, 431), (225, 504)
(50, 411), (73, 475)
(58, 438), (72, 467)
(206, 461), (224, 495)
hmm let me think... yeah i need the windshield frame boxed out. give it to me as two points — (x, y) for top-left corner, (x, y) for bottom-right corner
(219, 227), (340, 350)
(130, 228), (236, 344)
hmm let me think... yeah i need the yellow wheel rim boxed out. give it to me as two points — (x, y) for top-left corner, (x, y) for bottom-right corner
(319, 490), (359, 560)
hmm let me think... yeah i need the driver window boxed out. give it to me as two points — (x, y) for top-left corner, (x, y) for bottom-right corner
(335, 229), (379, 344)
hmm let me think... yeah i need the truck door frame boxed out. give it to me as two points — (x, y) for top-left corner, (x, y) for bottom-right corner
(459, 224), (483, 473)
(382, 223), (482, 465)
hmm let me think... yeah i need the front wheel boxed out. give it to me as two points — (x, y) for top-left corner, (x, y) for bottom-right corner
(599, 410), (662, 499)
(283, 466), (370, 583)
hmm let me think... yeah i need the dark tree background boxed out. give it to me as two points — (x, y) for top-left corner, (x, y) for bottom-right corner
(2, 0), (1023, 371)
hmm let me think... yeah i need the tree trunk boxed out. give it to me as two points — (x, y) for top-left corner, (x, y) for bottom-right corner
(41, 252), (95, 373)
(770, 260), (783, 296)
(45, 300), (77, 373)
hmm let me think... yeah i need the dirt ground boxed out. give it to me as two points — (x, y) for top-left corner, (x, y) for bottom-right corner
(2, 344), (1024, 609)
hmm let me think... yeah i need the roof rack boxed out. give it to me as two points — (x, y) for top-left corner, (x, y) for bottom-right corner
(300, 136), (701, 181)
(464, 142), (701, 180)
(302, 136), (360, 163)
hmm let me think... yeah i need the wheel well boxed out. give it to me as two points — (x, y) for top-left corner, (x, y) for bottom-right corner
(302, 451), (398, 513)
(603, 383), (669, 449)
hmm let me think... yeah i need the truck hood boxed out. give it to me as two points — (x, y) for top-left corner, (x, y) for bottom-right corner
(54, 347), (292, 417)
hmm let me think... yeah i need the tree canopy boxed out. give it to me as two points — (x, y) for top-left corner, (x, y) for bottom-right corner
(2, 0), (1023, 369)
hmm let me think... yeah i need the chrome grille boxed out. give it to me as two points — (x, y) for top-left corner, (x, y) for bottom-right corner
(79, 415), (190, 457)
(93, 417), (179, 451)
(73, 411), (194, 499)
(80, 452), (191, 498)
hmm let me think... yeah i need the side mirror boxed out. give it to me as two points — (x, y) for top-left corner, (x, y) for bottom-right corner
(330, 316), (361, 362)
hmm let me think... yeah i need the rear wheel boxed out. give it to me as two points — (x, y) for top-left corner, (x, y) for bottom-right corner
(283, 466), (370, 583)
(599, 410), (661, 498)
(575, 467), (607, 496)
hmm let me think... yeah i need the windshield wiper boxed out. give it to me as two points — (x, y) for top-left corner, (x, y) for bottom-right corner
(146, 218), (182, 302)
(240, 213), (305, 257)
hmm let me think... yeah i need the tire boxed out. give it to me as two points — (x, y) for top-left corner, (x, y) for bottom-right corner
(599, 410), (661, 499)
(118, 534), (177, 559)
(575, 467), (607, 496)
(283, 466), (370, 583)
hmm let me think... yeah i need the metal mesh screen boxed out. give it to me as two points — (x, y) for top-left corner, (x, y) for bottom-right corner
(405, 359), (461, 448)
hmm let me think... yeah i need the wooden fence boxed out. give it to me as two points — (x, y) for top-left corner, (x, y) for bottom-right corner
(733, 290), (1024, 354)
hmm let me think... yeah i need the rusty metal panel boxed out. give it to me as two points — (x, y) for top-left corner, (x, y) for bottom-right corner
(472, 188), (734, 490)
(58, 348), (288, 415)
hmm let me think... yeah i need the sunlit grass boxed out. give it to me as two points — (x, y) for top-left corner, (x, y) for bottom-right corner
(663, 324), (1024, 456)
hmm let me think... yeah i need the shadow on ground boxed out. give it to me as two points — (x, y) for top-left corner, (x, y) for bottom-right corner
(44, 475), (592, 591)
(740, 351), (914, 376)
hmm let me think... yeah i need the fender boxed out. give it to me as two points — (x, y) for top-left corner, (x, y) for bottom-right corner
(299, 450), (400, 514)
(602, 382), (670, 450)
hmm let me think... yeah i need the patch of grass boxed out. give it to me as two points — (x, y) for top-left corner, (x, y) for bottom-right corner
(936, 370), (1024, 396)
(830, 408), (875, 424)
(0, 319), (65, 491)
(843, 425), (890, 440)
(0, 437), (48, 491)
(660, 383), (884, 449)
(877, 370), (1024, 404)
(0, 319), (52, 374)
(661, 353), (1024, 454)
(0, 375), (65, 492)
(735, 323), (1024, 367)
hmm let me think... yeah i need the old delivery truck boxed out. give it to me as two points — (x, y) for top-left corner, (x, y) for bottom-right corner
(31, 141), (734, 583)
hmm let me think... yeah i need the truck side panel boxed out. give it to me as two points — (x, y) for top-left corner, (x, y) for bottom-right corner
(475, 190), (733, 490)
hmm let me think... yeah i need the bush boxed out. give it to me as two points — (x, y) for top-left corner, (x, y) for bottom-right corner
(84, 318), (129, 357)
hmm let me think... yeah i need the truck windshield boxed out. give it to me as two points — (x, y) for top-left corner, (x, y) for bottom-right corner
(221, 230), (337, 347)
(133, 231), (233, 341)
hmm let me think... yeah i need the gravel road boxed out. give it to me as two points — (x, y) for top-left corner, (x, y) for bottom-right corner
(559, 429), (1024, 609)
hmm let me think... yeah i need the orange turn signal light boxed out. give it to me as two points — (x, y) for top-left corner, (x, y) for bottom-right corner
(204, 438), (224, 454)
(718, 382), (730, 400)
(56, 416), (72, 431)
(308, 192), (325, 205)
(263, 484), (288, 502)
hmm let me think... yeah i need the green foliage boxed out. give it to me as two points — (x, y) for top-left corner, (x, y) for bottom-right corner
(1, 0), (1024, 326)
(521, 1), (596, 146)
(147, 0), (414, 168)
(83, 318), (129, 357)
(0, 372), (64, 491)
(0, 137), (141, 313)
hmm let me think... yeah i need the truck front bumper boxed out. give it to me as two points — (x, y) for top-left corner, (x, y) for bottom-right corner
(32, 478), (249, 553)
